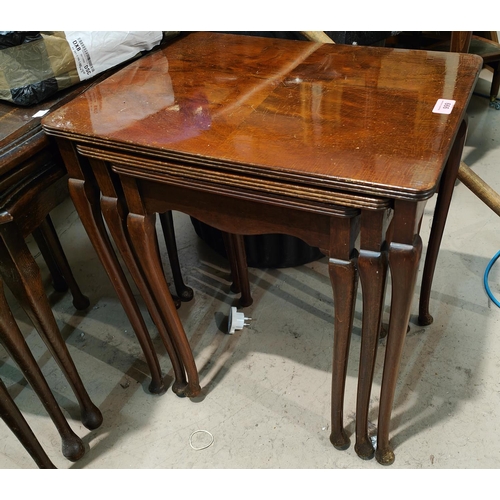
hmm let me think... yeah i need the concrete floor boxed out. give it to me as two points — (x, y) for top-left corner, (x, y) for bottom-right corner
(1, 70), (500, 470)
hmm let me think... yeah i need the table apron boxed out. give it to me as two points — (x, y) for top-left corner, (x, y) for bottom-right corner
(120, 173), (373, 258)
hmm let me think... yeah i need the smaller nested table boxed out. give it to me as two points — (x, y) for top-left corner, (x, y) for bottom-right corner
(43, 32), (481, 465)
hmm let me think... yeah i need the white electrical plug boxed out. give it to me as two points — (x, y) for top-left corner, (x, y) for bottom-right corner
(228, 306), (252, 334)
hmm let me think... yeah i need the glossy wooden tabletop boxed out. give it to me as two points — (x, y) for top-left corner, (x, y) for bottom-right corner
(42, 32), (482, 200)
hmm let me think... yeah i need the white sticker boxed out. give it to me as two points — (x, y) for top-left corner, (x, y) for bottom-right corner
(433, 99), (456, 114)
(32, 110), (49, 118)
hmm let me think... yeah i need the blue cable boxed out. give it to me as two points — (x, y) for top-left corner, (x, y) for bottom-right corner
(484, 250), (500, 307)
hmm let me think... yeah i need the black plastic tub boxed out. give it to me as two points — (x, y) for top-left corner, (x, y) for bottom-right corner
(190, 218), (324, 269)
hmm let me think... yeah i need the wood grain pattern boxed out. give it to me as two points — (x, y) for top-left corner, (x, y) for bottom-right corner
(43, 32), (482, 200)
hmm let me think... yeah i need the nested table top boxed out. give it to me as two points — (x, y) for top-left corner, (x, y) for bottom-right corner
(42, 32), (482, 201)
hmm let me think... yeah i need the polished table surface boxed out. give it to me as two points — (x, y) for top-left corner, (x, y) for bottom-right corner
(42, 32), (480, 199)
(42, 32), (482, 465)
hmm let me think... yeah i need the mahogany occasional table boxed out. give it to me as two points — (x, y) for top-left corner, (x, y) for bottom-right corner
(42, 32), (482, 465)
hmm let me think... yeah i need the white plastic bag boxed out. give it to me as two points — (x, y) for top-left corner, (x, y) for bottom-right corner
(64, 31), (163, 81)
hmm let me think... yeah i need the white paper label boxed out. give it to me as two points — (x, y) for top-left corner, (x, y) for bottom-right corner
(32, 110), (49, 117)
(433, 99), (456, 114)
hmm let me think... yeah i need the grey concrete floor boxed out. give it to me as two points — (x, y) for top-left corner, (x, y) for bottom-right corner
(1, 70), (500, 470)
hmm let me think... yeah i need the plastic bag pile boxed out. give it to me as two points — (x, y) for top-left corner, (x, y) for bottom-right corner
(0, 31), (176, 106)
